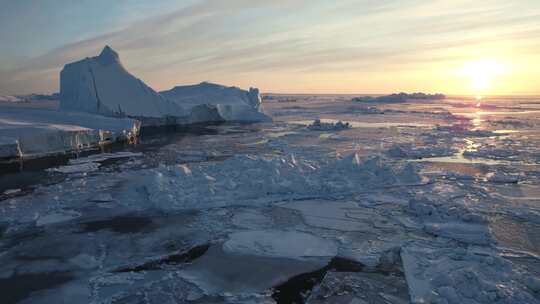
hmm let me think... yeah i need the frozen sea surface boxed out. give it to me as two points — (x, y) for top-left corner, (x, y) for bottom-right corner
(1, 95), (540, 303)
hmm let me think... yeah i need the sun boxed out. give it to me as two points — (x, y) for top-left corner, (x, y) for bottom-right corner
(462, 59), (504, 94)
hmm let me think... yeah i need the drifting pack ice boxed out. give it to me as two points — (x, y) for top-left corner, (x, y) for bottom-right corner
(60, 46), (270, 125)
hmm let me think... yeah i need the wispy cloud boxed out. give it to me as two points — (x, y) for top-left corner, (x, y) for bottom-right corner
(1, 0), (539, 94)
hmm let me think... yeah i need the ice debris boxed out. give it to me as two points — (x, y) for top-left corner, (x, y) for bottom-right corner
(401, 243), (539, 304)
(408, 197), (492, 245)
(141, 153), (423, 210)
(307, 119), (351, 131)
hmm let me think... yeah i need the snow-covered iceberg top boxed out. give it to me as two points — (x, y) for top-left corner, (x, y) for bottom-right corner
(161, 82), (271, 122)
(59, 46), (270, 124)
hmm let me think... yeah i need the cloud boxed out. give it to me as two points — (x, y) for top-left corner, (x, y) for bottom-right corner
(1, 0), (539, 94)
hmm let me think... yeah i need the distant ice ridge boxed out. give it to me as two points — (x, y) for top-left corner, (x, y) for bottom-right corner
(60, 46), (270, 125)
(352, 92), (446, 103)
(0, 93), (59, 103)
(0, 95), (23, 102)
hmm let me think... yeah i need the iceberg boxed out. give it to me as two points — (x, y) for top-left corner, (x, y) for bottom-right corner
(60, 46), (188, 122)
(161, 81), (271, 122)
(60, 46), (270, 125)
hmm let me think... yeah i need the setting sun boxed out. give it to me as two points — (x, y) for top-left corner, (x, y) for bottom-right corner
(462, 59), (505, 93)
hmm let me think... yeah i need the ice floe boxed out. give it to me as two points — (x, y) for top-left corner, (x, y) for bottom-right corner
(0, 106), (139, 160)
(223, 230), (337, 259)
(401, 243), (539, 303)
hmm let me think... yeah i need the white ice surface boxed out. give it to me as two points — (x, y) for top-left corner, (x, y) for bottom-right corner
(0, 106), (139, 159)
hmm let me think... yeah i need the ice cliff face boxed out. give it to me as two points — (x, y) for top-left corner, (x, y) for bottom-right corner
(60, 46), (186, 119)
(60, 46), (270, 123)
(161, 82), (271, 122)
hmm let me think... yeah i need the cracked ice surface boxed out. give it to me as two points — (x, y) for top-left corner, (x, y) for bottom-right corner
(1, 95), (540, 303)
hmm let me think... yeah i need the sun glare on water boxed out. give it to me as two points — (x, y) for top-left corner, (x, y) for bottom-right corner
(462, 59), (504, 95)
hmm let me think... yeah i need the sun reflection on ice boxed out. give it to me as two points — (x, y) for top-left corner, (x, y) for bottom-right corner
(471, 110), (484, 130)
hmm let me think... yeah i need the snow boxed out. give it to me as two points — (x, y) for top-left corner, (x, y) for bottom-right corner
(161, 81), (271, 122)
(0, 106), (139, 159)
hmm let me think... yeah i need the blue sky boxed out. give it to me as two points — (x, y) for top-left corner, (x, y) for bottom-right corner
(1, 0), (539, 95)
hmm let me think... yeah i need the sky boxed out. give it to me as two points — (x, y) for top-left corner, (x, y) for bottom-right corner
(0, 0), (539, 95)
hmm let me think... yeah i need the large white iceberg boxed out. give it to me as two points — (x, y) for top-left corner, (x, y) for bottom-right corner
(60, 46), (186, 120)
(161, 82), (271, 122)
(60, 46), (270, 124)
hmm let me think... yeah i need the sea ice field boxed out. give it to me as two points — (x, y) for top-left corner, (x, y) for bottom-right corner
(1, 95), (540, 303)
